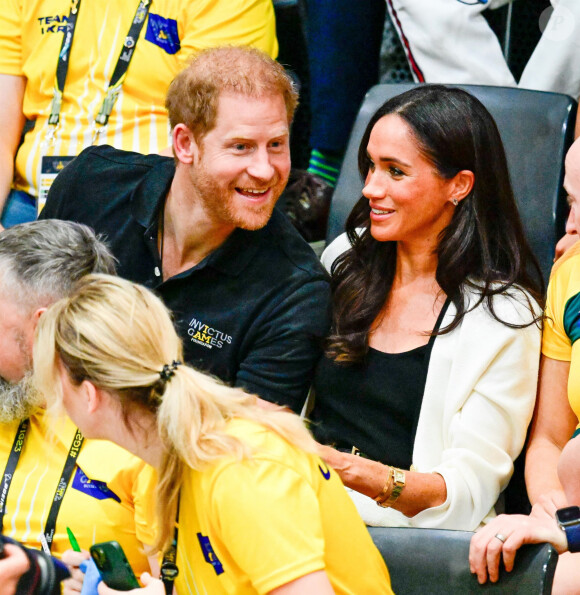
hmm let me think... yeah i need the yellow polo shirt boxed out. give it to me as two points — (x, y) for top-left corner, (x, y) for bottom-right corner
(162, 418), (393, 594)
(0, 412), (153, 577)
(0, 0), (277, 199)
(543, 241), (580, 428)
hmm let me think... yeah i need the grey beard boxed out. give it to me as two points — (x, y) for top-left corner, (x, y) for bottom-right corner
(0, 373), (43, 424)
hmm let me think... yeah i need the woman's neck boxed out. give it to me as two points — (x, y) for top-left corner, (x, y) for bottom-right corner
(369, 242), (445, 353)
(107, 409), (165, 469)
(394, 241), (439, 289)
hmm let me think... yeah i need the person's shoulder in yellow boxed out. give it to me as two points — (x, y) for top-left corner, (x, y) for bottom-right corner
(0, 411), (152, 576)
(544, 238), (580, 358)
(550, 239), (580, 281)
(197, 417), (394, 595)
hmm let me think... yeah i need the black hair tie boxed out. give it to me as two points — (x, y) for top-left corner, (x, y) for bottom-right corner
(159, 360), (182, 381)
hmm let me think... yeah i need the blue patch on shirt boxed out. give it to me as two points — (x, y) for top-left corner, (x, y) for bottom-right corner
(145, 14), (181, 55)
(71, 467), (121, 503)
(197, 533), (224, 575)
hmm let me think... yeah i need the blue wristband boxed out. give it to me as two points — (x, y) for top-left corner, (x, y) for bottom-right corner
(563, 523), (580, 553)
(556, 506), (580, 553)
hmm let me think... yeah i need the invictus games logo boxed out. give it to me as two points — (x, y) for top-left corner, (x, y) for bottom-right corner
(188, 318), (232, 350)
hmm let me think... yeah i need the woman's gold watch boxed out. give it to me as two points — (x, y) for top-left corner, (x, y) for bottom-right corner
(377, 467), (406, 508)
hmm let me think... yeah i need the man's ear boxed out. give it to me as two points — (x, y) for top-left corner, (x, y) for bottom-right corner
(26, 307), (47, 353)
(31, 307), (47, 329)
(172, 124), (200, 165)
(449, 170), (475, 205)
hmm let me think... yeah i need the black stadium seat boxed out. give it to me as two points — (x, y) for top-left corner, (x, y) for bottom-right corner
(369, 526), (558, 595)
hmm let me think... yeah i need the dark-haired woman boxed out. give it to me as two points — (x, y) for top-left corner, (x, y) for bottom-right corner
(310, 85), (543, 530)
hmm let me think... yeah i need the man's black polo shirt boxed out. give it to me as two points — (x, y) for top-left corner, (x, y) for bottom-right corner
(41, 145), (331, 412)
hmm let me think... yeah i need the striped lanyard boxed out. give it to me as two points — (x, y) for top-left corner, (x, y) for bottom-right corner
(47, 0), (152, 144)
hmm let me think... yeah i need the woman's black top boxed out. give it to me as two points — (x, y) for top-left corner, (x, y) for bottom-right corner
(311, 300), (450, 470)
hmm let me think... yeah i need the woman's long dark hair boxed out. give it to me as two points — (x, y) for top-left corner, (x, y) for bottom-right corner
(326, 85), (544, 363)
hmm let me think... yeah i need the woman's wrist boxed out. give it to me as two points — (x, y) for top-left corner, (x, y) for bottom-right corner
(373, 466), (393, 504)
(377, 467), (406, 508)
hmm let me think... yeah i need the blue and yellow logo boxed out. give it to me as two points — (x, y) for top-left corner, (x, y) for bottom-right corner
(197, 533), (224, 576)
(71, 467), (121, 502)
(145, 14), (181, 55)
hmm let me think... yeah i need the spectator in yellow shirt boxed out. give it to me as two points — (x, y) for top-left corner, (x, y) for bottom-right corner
(0, 0), (277, 228)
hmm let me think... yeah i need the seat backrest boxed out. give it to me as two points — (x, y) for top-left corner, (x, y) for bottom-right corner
(368, 526), (558, 595)
(326, 83), (577, 283)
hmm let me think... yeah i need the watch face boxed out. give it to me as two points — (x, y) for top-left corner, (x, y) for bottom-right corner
(556, 506), (580, 526)
(392, 468), (406, 484)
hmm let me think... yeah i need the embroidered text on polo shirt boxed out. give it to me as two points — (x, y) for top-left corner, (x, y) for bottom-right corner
(188, 317), (233, 350)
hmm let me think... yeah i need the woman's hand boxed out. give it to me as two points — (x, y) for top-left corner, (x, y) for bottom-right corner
(316, 442), (446, 516)
(316, 444), (347, 475)
(316, 443), (388, 499)
(98, 573), (164, 595)
(0, 543), (30, 595)
(62, 548), (91, 594)
(469, 513), (567, 585)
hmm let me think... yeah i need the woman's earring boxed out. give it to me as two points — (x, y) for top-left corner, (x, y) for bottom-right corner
(452, 198), (459, 206)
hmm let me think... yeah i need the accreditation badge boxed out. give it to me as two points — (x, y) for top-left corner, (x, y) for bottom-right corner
(39, 156), (75, 214)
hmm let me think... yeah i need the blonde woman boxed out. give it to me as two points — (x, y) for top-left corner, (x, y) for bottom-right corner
(33, 274), (392, 595)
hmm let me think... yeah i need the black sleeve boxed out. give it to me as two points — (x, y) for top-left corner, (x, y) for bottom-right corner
(234, 277), (331, 413)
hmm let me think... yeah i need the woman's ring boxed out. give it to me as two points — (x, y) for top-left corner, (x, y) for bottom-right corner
(495, 533), (507, 543)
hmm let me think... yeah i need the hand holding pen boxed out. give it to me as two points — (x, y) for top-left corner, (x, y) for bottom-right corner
(62, 527), (91, 595)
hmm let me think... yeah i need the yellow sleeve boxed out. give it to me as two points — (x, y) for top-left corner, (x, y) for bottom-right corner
(0, 0), (22, 75)
(209, 459), (325, 595)
(542, 253), (580, 361)
(542, 277), (569, 360)
(80, 440), (157, 546)
(132, 465), (158, 548)
(178, 0), (278, 66)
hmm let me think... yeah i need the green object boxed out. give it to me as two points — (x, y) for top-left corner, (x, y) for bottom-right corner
(67, 526), (81, 552)
(90, 541), (140, 589)
(307, 148), (342, 187)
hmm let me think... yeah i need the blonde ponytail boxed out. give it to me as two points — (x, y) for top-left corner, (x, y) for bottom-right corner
(153, 363), (318, 550)
(33, 274), (318, 553)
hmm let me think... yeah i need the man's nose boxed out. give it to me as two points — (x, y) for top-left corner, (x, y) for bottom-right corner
(566, 206), (578, 235)
(247, 148), (275, 180)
